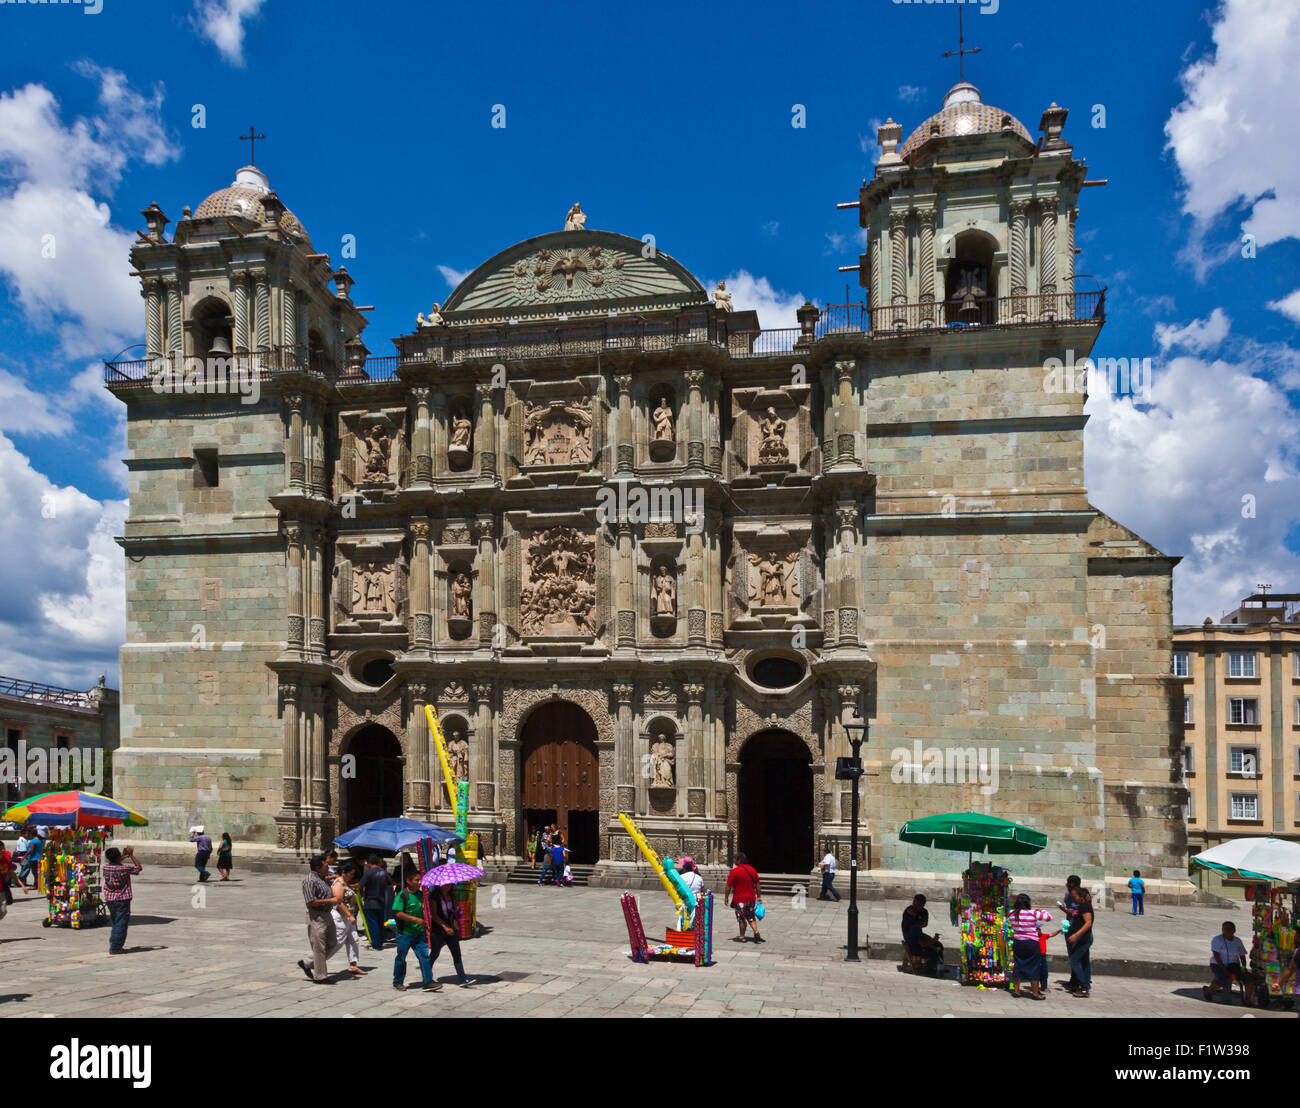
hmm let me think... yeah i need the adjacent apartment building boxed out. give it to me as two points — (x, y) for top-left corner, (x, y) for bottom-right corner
(1176, 592), (1300, 887)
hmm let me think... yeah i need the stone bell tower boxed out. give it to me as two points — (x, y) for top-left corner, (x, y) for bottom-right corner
(860, 82), (1087, 327)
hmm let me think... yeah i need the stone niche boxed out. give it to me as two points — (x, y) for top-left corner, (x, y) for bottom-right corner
(435, 524), (477, 642)
(333, 534), (409, 634)
(727, 520), (819, 632)
(730, 385), (812, 488)
(447, 399), (475, 470)
(646, 387), (679, 464)
(338, 409), (407, 497)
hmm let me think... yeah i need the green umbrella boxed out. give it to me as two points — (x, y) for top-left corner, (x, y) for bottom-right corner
(898, 811), (1048, 857)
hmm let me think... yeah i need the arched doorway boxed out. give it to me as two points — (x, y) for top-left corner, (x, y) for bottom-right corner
(738, 729), (813, 873)
(343, 724), (403, 830)
(520, 701), (599, 864)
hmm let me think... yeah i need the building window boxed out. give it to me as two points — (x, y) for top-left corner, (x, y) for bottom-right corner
(1184, 696), (1193, 725)
(1186, 791), (1196, 823)
(1296, 697), (1300, 727)
(1230, 793), (1260, 821)
(1229, 746), (1260, 776)
(1228, 651), (1258, 678)
(1294, 652), (1300, 679)
(1229, 697), (1261, 726)
(1172, 652), (1190, 678)
(194, 448), (219, 489)
(1182, 744), (1195, 775)
(55, 735), (70, 750)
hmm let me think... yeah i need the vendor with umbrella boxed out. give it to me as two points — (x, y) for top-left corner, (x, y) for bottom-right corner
(422, 859), (484, 988)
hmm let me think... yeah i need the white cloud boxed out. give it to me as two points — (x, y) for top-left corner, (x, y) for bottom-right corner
(1165, 0), (1300, 272)
(0, 68), (179, 354)
(0, 433), (125, 686)
(898, 85), (925, 103)
(191, 0), (267, 67)
(1267, 288), (1300, 324)
(712, 270), (805, 330)
(1154, 307), (1231, 353)
(437, 264), (471, 289)
(1086, 326), (1300, 625)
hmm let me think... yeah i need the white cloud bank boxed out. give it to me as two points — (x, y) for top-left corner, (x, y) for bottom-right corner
(191, 0), (267, 67)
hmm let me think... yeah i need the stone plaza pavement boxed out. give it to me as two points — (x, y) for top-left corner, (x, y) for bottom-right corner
(0, 867), (1287, 1019)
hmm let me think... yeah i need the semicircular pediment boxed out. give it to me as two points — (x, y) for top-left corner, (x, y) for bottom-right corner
(440, 229), (708, 322)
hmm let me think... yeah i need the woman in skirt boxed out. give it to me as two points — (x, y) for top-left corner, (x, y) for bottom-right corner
(1009, 893), (1052, 1000)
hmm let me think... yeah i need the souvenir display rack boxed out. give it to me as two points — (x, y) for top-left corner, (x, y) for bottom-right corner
(949, 862), (1012, 986)
(1248, 884), (1298, 1008)
(39, 827), (109, 929)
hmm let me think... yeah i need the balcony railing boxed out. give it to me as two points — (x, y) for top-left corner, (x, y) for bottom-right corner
(103, 292), (1104, 383)
(0, 676), (99, 713)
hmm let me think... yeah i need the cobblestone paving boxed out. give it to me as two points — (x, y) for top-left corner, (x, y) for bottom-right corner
(0, 868), (1284, 1019)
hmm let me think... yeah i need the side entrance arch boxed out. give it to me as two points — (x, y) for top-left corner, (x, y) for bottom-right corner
(520, 701), (600, 864)
(738, 729), (813, 873)
(341, 723), (403, 831)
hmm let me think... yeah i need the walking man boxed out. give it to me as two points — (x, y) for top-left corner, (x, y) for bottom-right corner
(360, 853), (391, 950)
(101, 846), (142, 955)
(392, 870), (440, 992)
(17, 828), (42, 889)
(1128, 869), (1145, 915)
(725, 852), (763, 943)
(818, 850), (841, 901)
(188, 826), (213, 883)
(298, 854), (342, 983)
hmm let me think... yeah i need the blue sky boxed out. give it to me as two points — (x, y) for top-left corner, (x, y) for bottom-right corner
(0, 0), (1298, 685)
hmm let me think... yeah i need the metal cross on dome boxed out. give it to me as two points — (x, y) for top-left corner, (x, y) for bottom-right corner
(238, 126), (266, 166)
(941, 7), (980, 83)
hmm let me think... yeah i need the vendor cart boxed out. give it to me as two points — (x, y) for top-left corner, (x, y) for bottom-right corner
(1246, 884), (1298, 1010)
(950, 861), (1013, 986)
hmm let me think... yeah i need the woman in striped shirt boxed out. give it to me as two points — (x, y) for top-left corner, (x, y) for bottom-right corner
(1009, 893), (1052, 1000)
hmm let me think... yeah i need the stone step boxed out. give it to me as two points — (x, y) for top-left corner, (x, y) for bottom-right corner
(507, 865), (594, 887)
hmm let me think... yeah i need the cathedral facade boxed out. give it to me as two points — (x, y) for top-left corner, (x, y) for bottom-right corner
(107, 83), (1188, 882)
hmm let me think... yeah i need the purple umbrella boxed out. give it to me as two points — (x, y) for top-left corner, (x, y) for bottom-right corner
(420, 861), (484, 888)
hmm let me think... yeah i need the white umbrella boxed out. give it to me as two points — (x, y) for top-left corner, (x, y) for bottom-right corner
(1191, 837), (1300, 885)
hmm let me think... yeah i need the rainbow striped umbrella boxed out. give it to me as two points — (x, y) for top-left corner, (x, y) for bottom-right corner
(2, 790), (148, 828)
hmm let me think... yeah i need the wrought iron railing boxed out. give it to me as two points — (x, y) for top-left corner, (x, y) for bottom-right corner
(103, 345), (337, 384)
(0, 676), (99, 713)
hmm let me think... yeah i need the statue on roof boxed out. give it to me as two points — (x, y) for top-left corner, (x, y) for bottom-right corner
(713, 280), (733, 313)
(417, 303), (445, 328)
(564, 203), (587, 231)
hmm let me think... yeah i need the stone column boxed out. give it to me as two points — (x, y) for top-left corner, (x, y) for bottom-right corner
(285, 524), (305, 650)
(476, 516), (497, 647)
(836, 503), (860, 646)
(165, 279), (183, 355)
(1010, 198), (1030, 322)
(868, 234), (882, 319)
(277, 679), (302, 825)
(686, 526), (705, 647)
(409, 520), (432, 650)
(614, 373), (633, 473)
(614, 681), (635, 821)
(411, 386), (432, 486)
(232, 274), (250, 351)
(1066, 206), (1078, 320)
(253, 269), (271, 350)
(684, 681), (705, 818)
(431, 390), (448, 477)
(1038, 197), (1058, 317)
(473, 681), (495, 811)
(283, 281), (297, 359)
(285, 393), (305, 491)
(308, 683), (328, 814)
(309, 397), (326, 496)
(307, 525), (326, 653)
(684, 368), (705, 472)
(616, 520), (635, 649)
(475, 382), (498, 479)
(889, 210), (908, 310)
(917, 208), (936, 325)
(406, 681), (432, 819)
(835, 359), (857, 466)
(144, 281), (164, 358)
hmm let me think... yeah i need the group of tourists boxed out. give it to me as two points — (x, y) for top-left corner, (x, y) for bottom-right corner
(528, 825), (572, 887)
(299, 851), (475, 992)
(187, 827), (233, 882)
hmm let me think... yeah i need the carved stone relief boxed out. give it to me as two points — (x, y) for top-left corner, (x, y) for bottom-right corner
(523, 396), (593, 466)
(519, 525), (596, 637)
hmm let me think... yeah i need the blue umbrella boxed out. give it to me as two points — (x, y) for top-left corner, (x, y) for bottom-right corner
(333, 817), (461, 853)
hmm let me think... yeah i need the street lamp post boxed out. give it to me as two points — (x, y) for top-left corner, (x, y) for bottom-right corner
(837, 707), (868, 961)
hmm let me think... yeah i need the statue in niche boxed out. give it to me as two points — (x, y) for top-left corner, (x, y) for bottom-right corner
(451, 572), (473, 620)
(749, 551), (799, 607)
(653, 566), (677, 616)
(417, 303), (445, 328)
(564, 203), (587, 231)
(450, 409), (473, 450)
(361, 423), (391, 480)
(650, 732), (676, 788)
(713, 280), (733, 313)
(756, 406), (790, 464)
(447, 726), (470, 783)
(652, 396), (675, 442)
(353, 561), (395, 614)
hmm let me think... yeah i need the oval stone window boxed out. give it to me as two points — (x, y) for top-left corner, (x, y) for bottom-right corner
(359, 657), (396, 688)
(750, 655), (805, 691)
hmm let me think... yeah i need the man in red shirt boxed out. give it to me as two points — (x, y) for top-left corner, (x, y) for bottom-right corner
(725, 852), (763, 943)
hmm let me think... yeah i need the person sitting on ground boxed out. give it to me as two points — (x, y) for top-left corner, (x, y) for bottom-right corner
(1204, 920), (1254, 1004)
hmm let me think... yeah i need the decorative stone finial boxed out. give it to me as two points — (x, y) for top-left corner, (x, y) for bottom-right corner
(334, 266), (355, 301)
(877, 118), (904, 168)
(140, 202), (170, 242)
(1040, 102), (1069, 149)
